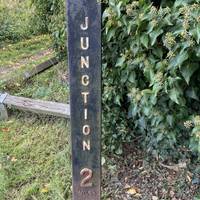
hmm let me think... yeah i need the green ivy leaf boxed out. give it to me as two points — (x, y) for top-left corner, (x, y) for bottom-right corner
(180, 63), (199, 84)
(150, 29), (164, 46)
(169, 51), (188, 68)
(139, 0), (145, 6)
(169, 88), (181, 104)
(153, 48), (163, 58)
(116, 2), (122, 18)
(196, 25), (200, 44)
(140, 34), (149, 48)
(186, 87), (199, 101)
(128, 72), (136, 83)
(116, 56), (126, 67)
(107, 28), (116, 41)
(166, 115), (174, 127)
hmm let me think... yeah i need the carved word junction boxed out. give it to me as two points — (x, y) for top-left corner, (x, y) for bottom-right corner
(80, 17), (93, 188)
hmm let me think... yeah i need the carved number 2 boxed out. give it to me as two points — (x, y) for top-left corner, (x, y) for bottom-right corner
(80, 168), (93, 187)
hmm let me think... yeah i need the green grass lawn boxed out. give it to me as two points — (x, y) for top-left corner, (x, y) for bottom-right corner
(0, 35), (53, 67)
(0, 35), (55, 84)
(0, 114), (71, 200)
(12, 61), (69, 103)
(0, 39), (71, 199)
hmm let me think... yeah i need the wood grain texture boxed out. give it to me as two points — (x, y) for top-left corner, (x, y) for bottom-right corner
(0, 104), (8, 121)
(23, 57), (59, 80)
(67, 0), (101, 199)
(4, 94), (70, 118)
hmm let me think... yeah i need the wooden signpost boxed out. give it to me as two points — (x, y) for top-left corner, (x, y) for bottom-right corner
(67, 0), (101, 199)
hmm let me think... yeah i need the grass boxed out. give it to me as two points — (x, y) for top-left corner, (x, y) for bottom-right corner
(0, 0), (35, 45)
(14, 61), (69, 103)
(0, 35), (54, 83)
(0, 114), (71, 200)
(0, 37), (71, 199)
(0, 35), (52, 67)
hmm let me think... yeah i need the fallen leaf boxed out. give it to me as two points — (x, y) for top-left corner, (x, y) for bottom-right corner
(152, 196), (158, 200)
(127, 187), (137, 195)
(1, 128), (10, 133)
(124, 184), (131, 189)
(187, 174), (192, 183)
(126, 186), (140, 195)
(41, 187), (49, 193)
(135, 193), (142, 198)
(170, 190), (175, 198)
(124, 177), (128, 183)
(11, 157), (17, 162)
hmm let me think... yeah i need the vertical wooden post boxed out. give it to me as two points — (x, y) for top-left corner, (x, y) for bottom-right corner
(0, 93), (8, 121)
(0, 104), (8, 121)
(67, 0), (101, 200)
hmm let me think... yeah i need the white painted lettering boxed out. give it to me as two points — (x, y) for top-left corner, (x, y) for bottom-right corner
(83, 140), (91, 151)
(80, 17), (89, 30)
(81, 56), (89, 68)
(81, 92), (89, 104)
(84, 108), (88, 120)
(83, 125), (91, 135)
(81, 37), (89, 50)
(81, 75), (89, 86)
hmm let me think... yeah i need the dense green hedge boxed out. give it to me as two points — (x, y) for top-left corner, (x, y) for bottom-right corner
(0, 1), (35, 44)
(34, 0), (200, 159)
(102, 0), (200, 159)
(31, 0), (66, 55)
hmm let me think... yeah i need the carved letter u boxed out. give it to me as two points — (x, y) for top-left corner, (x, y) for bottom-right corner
(81, 37), (89, 50)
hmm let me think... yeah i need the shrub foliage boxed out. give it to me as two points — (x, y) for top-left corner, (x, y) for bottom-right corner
(0, 0), (35, 44)
(31, 0), (200, 159)
(31, 0), (66, 54)
(102, 0), (200, 159)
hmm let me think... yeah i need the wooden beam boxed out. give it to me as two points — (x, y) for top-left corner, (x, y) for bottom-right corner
(0, 104), (8, 121)
(2, 94), (70, 118)
(2, 57), (59, 86)
(0, 93), (8, 120)
(68, 0), (101, 198)
(23, 57), (59, 80)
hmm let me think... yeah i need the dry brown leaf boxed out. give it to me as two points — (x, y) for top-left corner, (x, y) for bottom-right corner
(1, 128), (10, 133)
(11, 157), (17, 162)
(126, 186), (140, 196)
(126, 187), (137, 195)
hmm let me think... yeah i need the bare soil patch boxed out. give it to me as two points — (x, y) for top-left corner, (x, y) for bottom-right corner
(103, 146), (200, 200)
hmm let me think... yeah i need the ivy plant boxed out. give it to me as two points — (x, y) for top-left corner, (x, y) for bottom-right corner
(102, 0), (200, 159)
(32, 0), (200, 159)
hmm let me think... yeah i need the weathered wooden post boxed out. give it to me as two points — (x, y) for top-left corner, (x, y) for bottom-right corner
(0, 93), (8, 121)
(67, 0), (101, 200)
